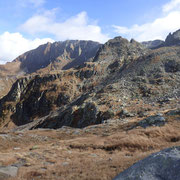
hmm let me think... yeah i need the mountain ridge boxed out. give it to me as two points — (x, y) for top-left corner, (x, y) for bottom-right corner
(0, 29), (179, 180)
(0, 30), (179, 129)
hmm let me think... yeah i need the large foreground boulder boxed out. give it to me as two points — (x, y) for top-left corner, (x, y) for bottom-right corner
(113, 146), (180, 180)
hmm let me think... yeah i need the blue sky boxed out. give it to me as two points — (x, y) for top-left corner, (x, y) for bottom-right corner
(0, 0), (180, 63)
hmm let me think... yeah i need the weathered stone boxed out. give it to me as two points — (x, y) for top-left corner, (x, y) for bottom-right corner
(137, 114), (166, 128)
(118, 109), (135, 118)
(113, 146), (180, 180)
(0, 166), (18, 178)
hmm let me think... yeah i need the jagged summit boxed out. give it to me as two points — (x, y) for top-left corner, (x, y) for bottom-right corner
(142, 29), (180, 49)
(15, 40), (101, 73)
(165, 29), (180, 46)
(93, 36), (148, 63)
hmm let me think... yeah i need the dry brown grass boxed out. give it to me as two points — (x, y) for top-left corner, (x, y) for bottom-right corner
(0, 112), (178, 180)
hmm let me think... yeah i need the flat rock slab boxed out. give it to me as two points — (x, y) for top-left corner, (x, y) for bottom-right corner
(113, 146), (180, 180)
(0, 166), (18, 178)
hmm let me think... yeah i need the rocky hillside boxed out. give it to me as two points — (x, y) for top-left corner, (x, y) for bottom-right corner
(0, 29), (179, 180)
(0, 40), (101, 98)
(0, 37), (148, 128)
(0, 31), (179, 130)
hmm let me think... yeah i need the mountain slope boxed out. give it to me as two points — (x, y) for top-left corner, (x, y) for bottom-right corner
(0, 30), (180, 180)
(0, 32), (179, 130)
(0, 40), (101, 98)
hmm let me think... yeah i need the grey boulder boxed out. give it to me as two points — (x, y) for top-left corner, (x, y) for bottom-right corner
(113, 146), (180, 180)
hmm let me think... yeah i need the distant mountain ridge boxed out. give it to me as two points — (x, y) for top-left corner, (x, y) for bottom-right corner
(142, 29), (180, 49)
(14, 40), (101, 73)
(141, 40), (164, 49)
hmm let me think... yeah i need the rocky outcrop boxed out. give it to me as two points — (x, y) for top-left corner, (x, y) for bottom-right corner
(165, 29), (180, 46)
(142, 29), (180, 48)
(93, 37), (148, 63)
(0, 165), (18, 179)
(113, 146), (180, 180)
(136, 114), (166, 128)
(0, 62), (104, 127)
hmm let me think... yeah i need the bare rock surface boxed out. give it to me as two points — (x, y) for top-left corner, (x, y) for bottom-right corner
(0, 166), (18, 178)
(113, 146), (180, 180)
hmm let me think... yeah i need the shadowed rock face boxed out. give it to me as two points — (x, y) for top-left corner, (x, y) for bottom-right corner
(113, 146), (180, 180)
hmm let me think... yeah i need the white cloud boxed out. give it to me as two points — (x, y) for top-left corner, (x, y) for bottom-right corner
(18, 0), (45, 7)
(163, 0), (180, 12)
(0, 32), (54, 64)
(113, 0), (180, 41)
(21, 11), (109, 43)
(29, 0), (45, 7)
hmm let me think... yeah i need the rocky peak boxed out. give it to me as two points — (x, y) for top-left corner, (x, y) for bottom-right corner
(165, 29), (180, 46)
(14, 40), (101, 73)
(93, 36), (148, 63)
